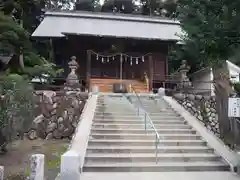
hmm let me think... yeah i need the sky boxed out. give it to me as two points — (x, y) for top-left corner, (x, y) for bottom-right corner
(99, 0), (105, 5)
(69, 0), (143, 10)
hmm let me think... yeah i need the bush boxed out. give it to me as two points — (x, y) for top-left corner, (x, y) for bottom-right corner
(0, 74), (34, 151)
(233, 82), (240, 96)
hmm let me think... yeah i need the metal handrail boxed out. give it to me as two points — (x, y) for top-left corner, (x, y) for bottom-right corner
(131, 87), (144, 109)
(126, 86), (161, 163)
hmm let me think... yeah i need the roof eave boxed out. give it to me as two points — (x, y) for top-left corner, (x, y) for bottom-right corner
(227, 60), (240, 73)
(61, 32), (180, 41)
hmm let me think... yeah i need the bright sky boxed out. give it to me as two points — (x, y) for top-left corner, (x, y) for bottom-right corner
(99, 0), (142, 7)
(99, 0), (105, 5)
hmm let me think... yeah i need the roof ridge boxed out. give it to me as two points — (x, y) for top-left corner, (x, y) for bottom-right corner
(45, 10), (180, 25)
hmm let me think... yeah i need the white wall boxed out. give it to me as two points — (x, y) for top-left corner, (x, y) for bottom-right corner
(191, 68), (213, 95)
(229, 68), (240, 83)
(227, 60), (240, 83)
(191, 61), (240, 96)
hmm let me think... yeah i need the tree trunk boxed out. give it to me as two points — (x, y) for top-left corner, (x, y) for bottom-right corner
(212, 61), (233, 140)
(19, 16), (24, 70)
(49, 38), (54, 62)
(19, 54), (24, 69)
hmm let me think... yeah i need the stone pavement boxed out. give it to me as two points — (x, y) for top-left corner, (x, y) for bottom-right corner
(81, 172), (240, 180)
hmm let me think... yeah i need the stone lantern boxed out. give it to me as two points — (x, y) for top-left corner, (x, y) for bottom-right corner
(66, 56), (80, 89)
(179, 60), (192, 88)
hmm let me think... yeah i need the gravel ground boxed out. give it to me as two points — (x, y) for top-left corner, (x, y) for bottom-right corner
(0, 139), (69, 180)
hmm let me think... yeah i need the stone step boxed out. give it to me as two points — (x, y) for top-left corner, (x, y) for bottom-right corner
(94, 112), (138, 115)
(131, 100), (168, 103)
(96, 104), (129, 107)
(139, 107), (172, 109)
(94, 110), (174, 114)
(83, 95), (229, 173)
(93, 113), (181, 118)
(95, 108), (135, 111)
(92, 120), (186, 125)
(85, 153), (221, 163)
(86, 146), (214, 154)
(94, 111), (178, 115)
(88, 139), (207, 146)
(92, 123), (192, 129)
(89, 133), (201, 140)
(93, 116), (184, 121)
(93, 116), (141, 120)
(133, 104), (171, 108)
(149, 116), (184, 120)
(83, 161), (230, 172)
(96, 100), (125, 102)
(94, 113), (180, 118)
(128, 102), (170, 106)
(144, 110), (175, 114)
(92, 82), (147, 86)
(95, 106), (172, 110)
(142, 106), (172, 110)
(91, 128), (196, 134)
(140, 107), (171, 109)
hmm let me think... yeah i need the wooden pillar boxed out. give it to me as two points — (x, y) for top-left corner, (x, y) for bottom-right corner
(86, 50), (91, 92)
(164, 44), (169, 89)
(149, 53), (154, 91)
(165, 45), (169, 76)
(164, 56), (168, 89)
(49, 38), (54, 62)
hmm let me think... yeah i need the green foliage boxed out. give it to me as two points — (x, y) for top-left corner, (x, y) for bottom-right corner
(22, 53), (64, 81)
(0, 74), (34, 142)
(1, 0), (74, 31)
(233, 82), (240, 96)
(175, 0), (240, 140)
(0, 11), (31, 55)
(176, 0), (240, 68)
(0, 9), (63, 80)
(24, 60), (64, 83)
(78, 0), (177, 17)
(168, 44), (207, 74)
(45, 0), (75, 10)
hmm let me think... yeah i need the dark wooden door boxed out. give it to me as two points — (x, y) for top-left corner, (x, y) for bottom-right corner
(122, 58), (147, 80)
(152, 54), (166, 82)
(91, 57), (119, 78)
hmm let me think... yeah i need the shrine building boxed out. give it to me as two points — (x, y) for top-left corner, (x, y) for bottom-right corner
(32, 10), (182, 92)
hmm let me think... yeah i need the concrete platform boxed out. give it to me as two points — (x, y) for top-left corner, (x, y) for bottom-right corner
(81, 172), (240, 180)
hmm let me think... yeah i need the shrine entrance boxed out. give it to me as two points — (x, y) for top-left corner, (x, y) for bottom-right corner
(88, 50), (149, 81)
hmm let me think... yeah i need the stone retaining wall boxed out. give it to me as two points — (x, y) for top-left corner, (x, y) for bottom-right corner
(26, 90), (88, 140)
(173, 93), (220, 136)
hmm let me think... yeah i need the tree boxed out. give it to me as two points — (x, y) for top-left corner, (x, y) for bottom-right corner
(75, 0), (177, 18)
(0, 11), (31, 58)
(168, 44), (201, 74)
(0, 11), (62, 81)
(45, 0), (75, 9)
(139, 0), (177, 17)
(0, 0), (69, 77)
(1, 0), (75, 61)
(176, 0), (240, 139)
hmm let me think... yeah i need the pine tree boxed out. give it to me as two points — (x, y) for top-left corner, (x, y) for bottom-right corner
(177, 0), (240, 139)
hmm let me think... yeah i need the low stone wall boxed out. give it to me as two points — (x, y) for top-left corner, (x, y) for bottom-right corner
(173, 93), (220, 136)
(60, 94), (98, 179)
(26, 90), (88, 140)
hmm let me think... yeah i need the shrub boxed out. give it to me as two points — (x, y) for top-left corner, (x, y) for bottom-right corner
(233, 82), (240, 96)
(0, 74), (34, 151)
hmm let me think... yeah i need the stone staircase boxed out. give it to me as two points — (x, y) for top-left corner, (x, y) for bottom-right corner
(90, 78), (148, 93)
(83, 95), (230, 172)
